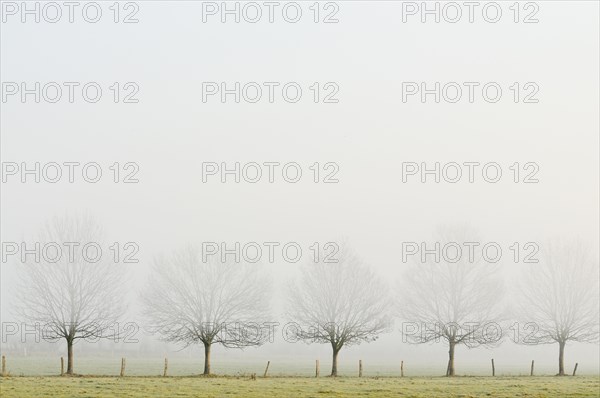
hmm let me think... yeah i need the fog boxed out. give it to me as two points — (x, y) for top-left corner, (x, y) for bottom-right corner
(1, 1), (598, 376)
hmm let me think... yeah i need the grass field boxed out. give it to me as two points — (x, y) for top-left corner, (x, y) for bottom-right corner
(1, 376), (599, 397)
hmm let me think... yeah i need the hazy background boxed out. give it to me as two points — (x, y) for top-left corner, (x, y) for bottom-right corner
(1, 1), (599, 376)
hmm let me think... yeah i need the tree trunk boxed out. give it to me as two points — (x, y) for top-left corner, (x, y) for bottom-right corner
(331, 348), (340, 377)
(558, 340), (566, 376)
(203, 342), (211, 375)
(447, 340), (456, 377)
(66, 339), (74, 375)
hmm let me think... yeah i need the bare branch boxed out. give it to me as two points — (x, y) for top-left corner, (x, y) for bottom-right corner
(286, 244), (392, 375)
(141, 246), (272, 350)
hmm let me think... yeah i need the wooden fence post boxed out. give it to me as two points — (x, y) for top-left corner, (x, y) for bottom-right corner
(359, 360), (363, 377)
(120, 358), (126, 377)
(60, 357), (64, 376)
(530, 360), (534, 376)
(263, 361), (270, 378)
(315, 360), (319, 378)
(401, 360), (404, 377)
(1, 355), (5, 376)
(163, 358), (168, 377)
(572, 363), (578, 376)
(491, 359), (495, 376)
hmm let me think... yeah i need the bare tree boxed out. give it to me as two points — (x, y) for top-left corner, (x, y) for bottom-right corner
(15, 214), (126, 375)
(397, 228), (505, 376)
(141, 246), (272, 375)
(517, 240), (599, 376)
(286, 245), (392, 376)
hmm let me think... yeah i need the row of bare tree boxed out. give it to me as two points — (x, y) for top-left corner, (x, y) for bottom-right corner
(13, 216), (600, 377)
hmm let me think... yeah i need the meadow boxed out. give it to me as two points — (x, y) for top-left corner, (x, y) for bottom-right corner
(1, 375), (599, 398)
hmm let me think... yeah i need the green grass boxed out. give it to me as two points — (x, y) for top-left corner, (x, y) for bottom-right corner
(1, 376), (599, 397)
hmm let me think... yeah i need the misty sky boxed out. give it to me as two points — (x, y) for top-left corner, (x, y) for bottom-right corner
(1, 1), (599, 375)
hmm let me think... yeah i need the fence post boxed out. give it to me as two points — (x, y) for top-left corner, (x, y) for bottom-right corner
(1, 355), (5, 376)
(163, 358), (168, 377)
(60, 357), (64, 376)
(401, 360), (404, 377)
(120, 358), (126, 377)
(530, 360), (534, 376)
(359, 360), (363, 377)
(263, 361), (270, 378)
(572, 363), (578, 376)
(315, 360), (319, 378)
(491, 359), (495, 376)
